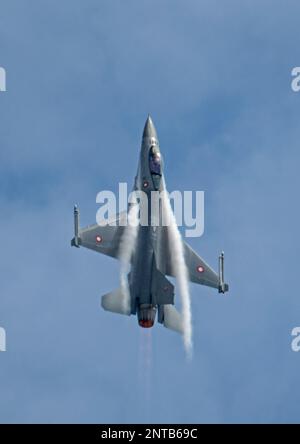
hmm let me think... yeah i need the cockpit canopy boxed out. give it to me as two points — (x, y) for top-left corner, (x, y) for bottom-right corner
(149, 146), (161, 175)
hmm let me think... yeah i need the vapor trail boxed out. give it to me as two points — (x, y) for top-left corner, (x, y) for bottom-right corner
(161, 186), (193, 356)
(138, 329), (152, 408)
(118, 203), (139, 313)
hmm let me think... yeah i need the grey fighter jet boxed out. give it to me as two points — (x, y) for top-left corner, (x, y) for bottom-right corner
(71, 116), (228, 334)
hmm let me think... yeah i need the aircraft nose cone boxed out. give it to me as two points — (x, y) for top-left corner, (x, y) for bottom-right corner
(143, 115), (158, 140)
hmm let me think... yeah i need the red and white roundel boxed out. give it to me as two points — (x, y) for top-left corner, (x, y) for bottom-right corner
(96, 235), (102, 243)
(197, 265), (204, 273)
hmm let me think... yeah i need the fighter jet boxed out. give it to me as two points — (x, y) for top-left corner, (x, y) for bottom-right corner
(71, 116), (228, 334)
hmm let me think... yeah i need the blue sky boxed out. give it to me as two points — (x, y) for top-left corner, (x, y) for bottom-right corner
(0, 0), (300, 423)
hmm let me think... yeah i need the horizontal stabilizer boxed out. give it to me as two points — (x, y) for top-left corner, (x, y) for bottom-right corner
(151, 267), (174, 305)
(163, 305), (184, 334)
(101, 288), (130, 316)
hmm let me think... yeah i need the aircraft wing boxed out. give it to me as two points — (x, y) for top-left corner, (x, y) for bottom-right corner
(181, 241), (220, 289)
(153, 226), (227, 291)
(71, 209), (127, 260)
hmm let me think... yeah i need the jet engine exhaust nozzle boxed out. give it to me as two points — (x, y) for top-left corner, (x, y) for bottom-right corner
(137, 304), (157, 328)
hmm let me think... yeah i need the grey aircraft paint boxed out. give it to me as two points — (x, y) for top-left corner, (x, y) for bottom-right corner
(71, 116), (228, 334)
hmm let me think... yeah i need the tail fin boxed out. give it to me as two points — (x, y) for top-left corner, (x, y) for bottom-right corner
(101, 288), (130, 315)
(163, 305), (184, 334)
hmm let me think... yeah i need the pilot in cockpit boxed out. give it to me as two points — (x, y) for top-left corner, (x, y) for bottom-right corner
(149, 146), (161, 175)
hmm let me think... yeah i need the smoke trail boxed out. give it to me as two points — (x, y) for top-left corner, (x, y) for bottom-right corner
(138, 328), (152, 417)
(118, 202), (139, 313)
(161, 186), (193, 356)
